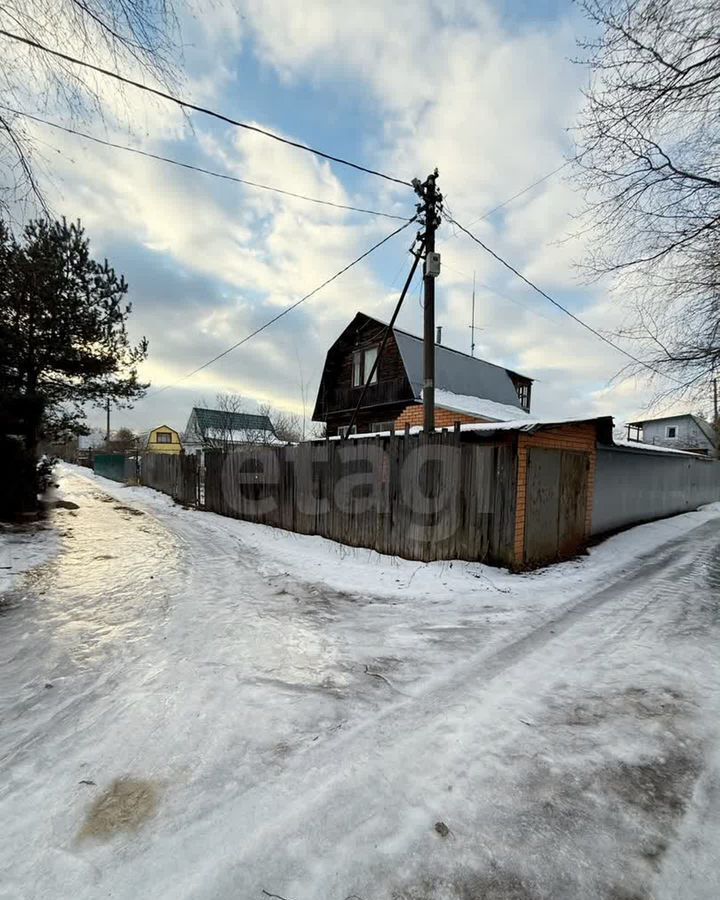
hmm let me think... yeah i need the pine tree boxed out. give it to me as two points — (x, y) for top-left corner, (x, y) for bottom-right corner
(0, 217), (148, 515)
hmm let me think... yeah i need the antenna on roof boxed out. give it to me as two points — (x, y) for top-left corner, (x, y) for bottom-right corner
(469, 271), (483, 356)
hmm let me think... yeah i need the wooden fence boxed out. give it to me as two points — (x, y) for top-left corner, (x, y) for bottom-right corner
(203, 434), (518, 566)
(140, 453), (199, 507)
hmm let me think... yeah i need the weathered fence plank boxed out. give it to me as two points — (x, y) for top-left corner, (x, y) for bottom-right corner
(140, 453), (198, 506)
(202, 434), (519, 566)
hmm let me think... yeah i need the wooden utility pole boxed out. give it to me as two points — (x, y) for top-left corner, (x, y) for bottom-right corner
(105, 398), (111, 443)
(413, 170), (442, 432)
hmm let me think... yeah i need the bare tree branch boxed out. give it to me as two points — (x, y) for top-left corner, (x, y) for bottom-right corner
(574, 0), (720, 403)
(0, 0), (182, 216)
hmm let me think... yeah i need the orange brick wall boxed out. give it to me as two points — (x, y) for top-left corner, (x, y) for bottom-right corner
(513, 424), (598, 564)
(394, 402), (490, 430)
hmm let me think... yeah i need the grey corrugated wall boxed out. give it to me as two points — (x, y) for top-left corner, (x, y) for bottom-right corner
(591, 445), (720, 535)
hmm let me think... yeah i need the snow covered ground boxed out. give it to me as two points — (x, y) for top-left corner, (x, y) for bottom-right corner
(0, 519), (59, 591)
(1, 464), (720, 899)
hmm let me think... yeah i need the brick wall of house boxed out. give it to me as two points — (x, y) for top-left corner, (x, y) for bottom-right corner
(512, 423), (598, 564)
(394, 402), (490, 430)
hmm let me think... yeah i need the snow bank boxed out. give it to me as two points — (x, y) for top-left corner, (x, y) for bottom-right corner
(0, 473), (72, 593)
(57, 464), (720, 607)
(0, 522), (58, 591)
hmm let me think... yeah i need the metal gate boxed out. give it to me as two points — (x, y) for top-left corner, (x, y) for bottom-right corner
(93, 453), (128, 483)
(524, 448), (589, 566)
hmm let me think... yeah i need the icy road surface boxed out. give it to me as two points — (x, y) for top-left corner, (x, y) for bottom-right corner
(1, 465), (720, 900)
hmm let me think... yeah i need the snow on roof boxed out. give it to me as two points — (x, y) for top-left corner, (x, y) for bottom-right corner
(324, 415), (611, 441)
(186, 427), (285, 446)
(613, 438), (710, 457)
(430, 388), (531, 422)
(447, 416), (603, 434)
(627, 412), (696, 425)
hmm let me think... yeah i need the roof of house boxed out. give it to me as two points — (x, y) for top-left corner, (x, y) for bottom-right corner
(188, 407), (275, 434)
(430, 388), (531, 422)
(613, 438), (705, 457)
(628, 413), (718, 448)
(393, 327), (527, 407)
(136, 424), (181, 447)
(628, 413), (695, 425)
(321, 415), (614, 443)
(342, 313), (532, 408)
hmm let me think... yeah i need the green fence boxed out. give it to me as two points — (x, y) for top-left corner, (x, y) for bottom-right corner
(93, 453), (135, 483)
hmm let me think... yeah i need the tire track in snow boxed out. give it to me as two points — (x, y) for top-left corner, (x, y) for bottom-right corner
(151, 523), (720, 900)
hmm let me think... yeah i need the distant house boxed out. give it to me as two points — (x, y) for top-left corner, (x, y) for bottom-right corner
(626, 414), (718, 456)
(312, 312), (533, 436)
(183, 407), (282, 451)
(139, 424), (183, 455)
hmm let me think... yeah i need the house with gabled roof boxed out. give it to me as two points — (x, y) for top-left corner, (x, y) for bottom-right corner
(312, 312), (533, 436)
(625, 413), (719, 457)
(183, 407), (283, 451)
(138, 424), (183, 454)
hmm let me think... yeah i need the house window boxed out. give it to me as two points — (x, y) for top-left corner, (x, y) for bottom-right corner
(352, 346), (379, 387)
(666, 426), (677, 439)
(516, 381), (530, 409)
(338, 424), (357, 438)
(156, 432), (172, 443)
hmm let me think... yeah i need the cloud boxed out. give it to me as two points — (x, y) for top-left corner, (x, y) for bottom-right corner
(2, 0), (674, 435)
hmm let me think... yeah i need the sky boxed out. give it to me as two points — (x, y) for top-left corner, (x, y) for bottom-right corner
(2, 0), (693, 435)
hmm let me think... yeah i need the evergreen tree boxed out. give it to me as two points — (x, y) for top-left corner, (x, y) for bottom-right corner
(0, 217), (148, 514)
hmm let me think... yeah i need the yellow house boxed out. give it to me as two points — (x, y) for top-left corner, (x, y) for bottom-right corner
(142, 424), (183, 455)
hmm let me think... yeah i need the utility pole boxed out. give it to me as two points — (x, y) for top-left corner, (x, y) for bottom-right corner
(714, 377), (718, 423)
(105, 398), (111, 443)
(413, 169), (442, 433)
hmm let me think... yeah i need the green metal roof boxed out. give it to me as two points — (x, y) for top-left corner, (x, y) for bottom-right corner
(191, 407), (275, 433)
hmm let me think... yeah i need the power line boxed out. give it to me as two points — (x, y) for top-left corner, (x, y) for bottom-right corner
(445, 213), (681, 383)
(0, 29), (413, 189)
(464, 161), (570, 227)
(146, 216), (417, 398)
(440, 258), (559, 327)
(0, 104), (408, 221)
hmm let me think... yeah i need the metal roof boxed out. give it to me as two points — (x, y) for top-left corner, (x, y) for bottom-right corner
(392, 326), (526, 407)
(319, 416), (615, 444)
(627, 413), (695, 425)
(190, 407), (275, 433)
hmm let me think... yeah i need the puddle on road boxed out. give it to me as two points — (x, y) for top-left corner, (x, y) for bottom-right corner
(8, 477), (185, 671)
(78, 777), (160, 841)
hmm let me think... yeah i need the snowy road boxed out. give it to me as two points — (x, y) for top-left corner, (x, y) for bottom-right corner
(2, 466), (720, 900)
